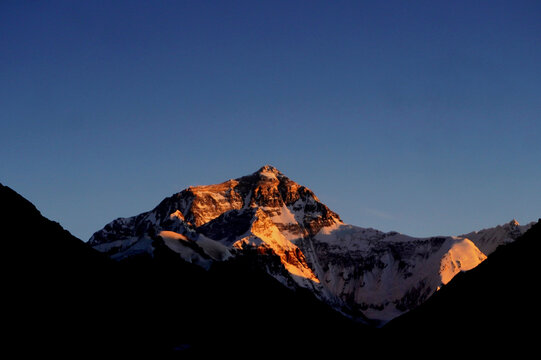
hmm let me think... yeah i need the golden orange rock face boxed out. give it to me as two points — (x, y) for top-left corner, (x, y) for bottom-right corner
(186, 180), (244, 227)
(169, 166), (338, 284)
(174, 166), (341, 238)
(245, 209), (320, 283)
(153, 166), (340, 285)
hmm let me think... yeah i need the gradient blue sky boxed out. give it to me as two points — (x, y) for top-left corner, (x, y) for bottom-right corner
(1, 0), (540, 241)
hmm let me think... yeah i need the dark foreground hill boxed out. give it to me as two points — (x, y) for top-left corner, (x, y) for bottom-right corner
(385, 218), (541, 354)
(1, 183), (367, 357)
(2, 182), (539, 357)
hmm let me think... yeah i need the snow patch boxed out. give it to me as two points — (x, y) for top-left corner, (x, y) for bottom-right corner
(159, 230), (189, 242)
(439, 238), (487, 284)
(197, 235), (233, 261)
(264, 205), (298, 225)
(110, 237), (154, 261)
(169, 210), (185, 221)
(159, 231), (212, 270)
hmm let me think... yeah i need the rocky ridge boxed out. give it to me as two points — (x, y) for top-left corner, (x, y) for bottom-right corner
(89, 166), (532, 324)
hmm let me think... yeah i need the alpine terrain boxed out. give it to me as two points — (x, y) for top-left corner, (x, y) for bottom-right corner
(385, 219), (541, 355)
(89, 165), (532, 325)
(1, 182), (361, 356)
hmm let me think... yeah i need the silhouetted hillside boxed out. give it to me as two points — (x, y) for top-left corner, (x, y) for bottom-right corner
(384, 219), (541, 353)
(1, 184), (367, 356)
(4, 182), (538, 356)
(1, 183), (119, 354)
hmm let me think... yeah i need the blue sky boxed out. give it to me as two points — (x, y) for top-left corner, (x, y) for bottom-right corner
(1, 0), (540, 240)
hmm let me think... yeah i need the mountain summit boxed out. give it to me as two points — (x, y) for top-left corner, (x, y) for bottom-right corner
(90, 165), (341, 288)
(89, 166), (532, 324)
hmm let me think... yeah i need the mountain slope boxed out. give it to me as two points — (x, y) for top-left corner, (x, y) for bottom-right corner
(1, 183), (108, 268)
(1, 183), (369, 356)
(3, 177), (537, 355)
(89, 166), (530, 324)
(1, 183), (118, 353)
(384, 219), (541, 353)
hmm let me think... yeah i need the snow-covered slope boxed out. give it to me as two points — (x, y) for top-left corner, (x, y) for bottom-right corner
(89, 165), (532, 325)
(298, 224), (491, 323)
(460, 219), (530, 254)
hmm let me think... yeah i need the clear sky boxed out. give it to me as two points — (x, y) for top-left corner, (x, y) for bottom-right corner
(1, 0), (540, 241)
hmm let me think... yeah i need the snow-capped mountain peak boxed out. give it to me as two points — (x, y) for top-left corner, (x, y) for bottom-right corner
(459, 218), (531, 255)
(256, 164), (282, 179)
(89, 166), (532, 325)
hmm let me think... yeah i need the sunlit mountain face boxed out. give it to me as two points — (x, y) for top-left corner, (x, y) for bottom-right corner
(0, 181), (361, 356)
(2, 176), (538, 356)
(89, 166), (532, 325)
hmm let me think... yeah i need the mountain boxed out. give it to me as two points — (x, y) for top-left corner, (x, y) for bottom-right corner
(384, 219), (541, 354)
(1, 183), (115, 353)
(89, 165), (532, 325)
(3, 173), (537, 356)
(0, 182), (367, 356)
